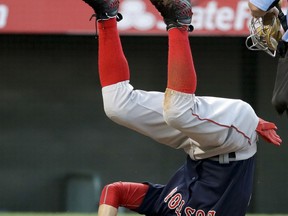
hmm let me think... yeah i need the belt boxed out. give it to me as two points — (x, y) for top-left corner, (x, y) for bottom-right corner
(209, 152), (236, 164)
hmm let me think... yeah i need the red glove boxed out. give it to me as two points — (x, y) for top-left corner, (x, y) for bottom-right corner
(256, 118), (282, 146)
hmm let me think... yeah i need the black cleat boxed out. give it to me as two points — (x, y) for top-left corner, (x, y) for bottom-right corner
(82, 0), (122, 21)
(150, 0), (193, 31)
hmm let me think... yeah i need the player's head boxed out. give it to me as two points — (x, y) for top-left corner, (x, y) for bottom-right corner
(245, 13), (283, 57)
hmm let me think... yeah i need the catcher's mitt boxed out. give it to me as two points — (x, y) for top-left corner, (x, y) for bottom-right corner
(246, 12), (283, 57)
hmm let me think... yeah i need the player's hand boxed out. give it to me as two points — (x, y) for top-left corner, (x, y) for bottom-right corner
(256, 118), (282, 146)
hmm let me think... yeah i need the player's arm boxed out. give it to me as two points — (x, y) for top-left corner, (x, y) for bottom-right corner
(98, 204), (118, 216)
(98, 182), (149, 216)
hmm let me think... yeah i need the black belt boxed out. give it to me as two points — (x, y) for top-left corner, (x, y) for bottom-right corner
(228, 152), (236, 158)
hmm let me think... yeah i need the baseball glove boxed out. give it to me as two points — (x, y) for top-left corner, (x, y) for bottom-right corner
(246, 12), (283, 57)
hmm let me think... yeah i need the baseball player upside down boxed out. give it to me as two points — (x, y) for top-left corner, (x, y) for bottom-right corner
(82, 0), (282, 215)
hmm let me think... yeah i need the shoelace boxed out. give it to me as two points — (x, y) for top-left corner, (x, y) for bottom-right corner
(89, 13), (123, 39)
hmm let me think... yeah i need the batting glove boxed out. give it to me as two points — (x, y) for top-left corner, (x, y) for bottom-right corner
(256, 118), (282, 146)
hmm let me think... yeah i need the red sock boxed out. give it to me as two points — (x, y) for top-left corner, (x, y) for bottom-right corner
(167, 28), (197, 93)
(98, 19), (130, 87)
(99, 182), (149, 209)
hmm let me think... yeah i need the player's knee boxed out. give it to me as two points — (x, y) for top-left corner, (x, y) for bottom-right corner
(102, 85), (132, 122)
(163, 103), (185, 129)
(103, 101), (127, 120)
(163, 89), (189, 128)
(103, 93), (131, 124)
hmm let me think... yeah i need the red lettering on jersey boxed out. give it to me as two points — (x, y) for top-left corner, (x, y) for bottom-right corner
(196, 210), (205, 216)
(168, 193), (182, 209)
(207, 210), (216, 216)
(164, 187), (178, 203)
(184, 207), (196, 216)
(175, 200), (185, 216)
(164, 189), (217, 216)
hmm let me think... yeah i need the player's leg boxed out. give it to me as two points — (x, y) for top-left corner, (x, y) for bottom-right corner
(82, 0), (191, 149)
(149, 0), (196, 94)
(166, 24), (196, 94)
(149, 0), (199, 126)
(98, 182), (149, 216)
(82, 0), (129, 87)
(149, 0), (196, 96)
(161, 0), (198, 132)
(153, 1), (261, 153)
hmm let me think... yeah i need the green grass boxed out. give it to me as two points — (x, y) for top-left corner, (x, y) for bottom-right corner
(0, 213), (287, 216)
